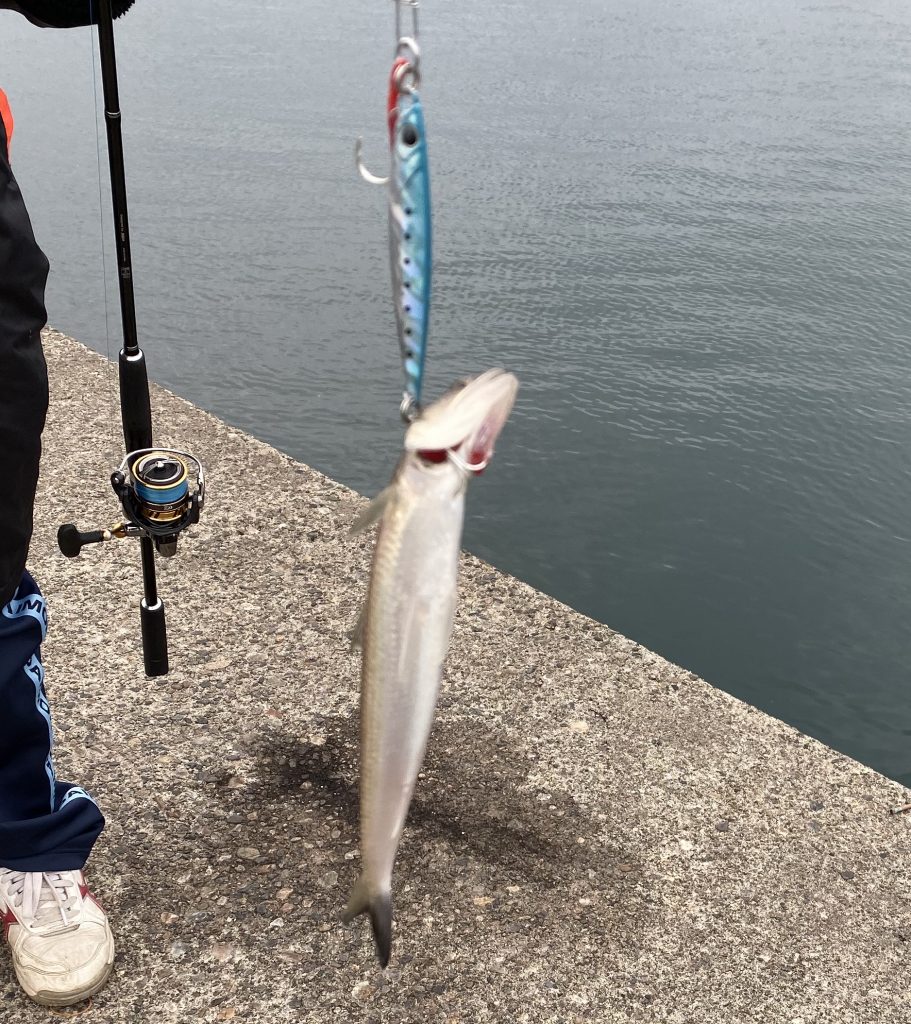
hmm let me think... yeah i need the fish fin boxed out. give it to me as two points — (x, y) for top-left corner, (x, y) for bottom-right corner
(343, 877), (393, 968)
(348, 601), (368, 651)
(351, 485), (395, 537)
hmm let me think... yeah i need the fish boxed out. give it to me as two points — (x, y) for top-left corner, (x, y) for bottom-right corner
(357, 39), (432, 416)
(344, 368), (519, 966)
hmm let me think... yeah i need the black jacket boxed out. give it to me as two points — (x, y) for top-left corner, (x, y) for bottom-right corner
(0, 1), (133, 29)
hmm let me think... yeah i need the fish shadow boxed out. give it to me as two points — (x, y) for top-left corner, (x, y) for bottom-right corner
(250, 713), (651, 944)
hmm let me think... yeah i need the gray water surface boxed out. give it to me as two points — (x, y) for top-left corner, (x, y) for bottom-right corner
(4, 0), (911, 782)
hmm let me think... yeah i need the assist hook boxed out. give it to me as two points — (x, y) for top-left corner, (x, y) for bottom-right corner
(355, 35), (422, 185)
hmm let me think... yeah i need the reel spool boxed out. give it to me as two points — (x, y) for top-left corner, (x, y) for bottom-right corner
(112, 448), (205, 556)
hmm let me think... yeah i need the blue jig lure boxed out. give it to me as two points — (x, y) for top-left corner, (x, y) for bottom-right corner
(357, 31), (432, 420)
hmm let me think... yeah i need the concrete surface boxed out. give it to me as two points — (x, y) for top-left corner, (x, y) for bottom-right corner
(1, 329), (909, 1023)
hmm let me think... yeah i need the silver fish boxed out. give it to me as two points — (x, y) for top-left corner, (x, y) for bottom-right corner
(344, 368), (519, 966)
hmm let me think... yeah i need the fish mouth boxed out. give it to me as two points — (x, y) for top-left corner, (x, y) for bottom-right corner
(405, 369), (519, 471)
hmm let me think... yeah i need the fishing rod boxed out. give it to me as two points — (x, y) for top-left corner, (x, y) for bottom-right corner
(57, 0), (204, 677)
(356, 0), (432, 424)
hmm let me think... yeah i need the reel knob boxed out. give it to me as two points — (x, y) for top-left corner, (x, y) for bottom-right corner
(57, 524), (107, 558)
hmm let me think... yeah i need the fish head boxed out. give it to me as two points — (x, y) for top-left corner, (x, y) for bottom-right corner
(405, 369), (519, 475)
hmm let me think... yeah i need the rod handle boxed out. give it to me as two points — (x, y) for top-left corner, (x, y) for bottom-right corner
(140, 598), (169, 677)
(119, 349), (153, 453)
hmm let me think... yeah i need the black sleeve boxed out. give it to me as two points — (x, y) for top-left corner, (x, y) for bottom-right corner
(0, 115), (50, 607)
(0, 1), (134, 28)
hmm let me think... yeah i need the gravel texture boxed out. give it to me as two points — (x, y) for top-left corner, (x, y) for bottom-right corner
(1, 329), (909, 1022)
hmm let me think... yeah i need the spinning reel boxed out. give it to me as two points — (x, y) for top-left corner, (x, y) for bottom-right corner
(58, 448), (205, 560)
(57, 446), (205, 679)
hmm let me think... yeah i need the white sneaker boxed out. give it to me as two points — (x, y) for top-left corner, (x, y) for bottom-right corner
(0, 868), (114, 1006)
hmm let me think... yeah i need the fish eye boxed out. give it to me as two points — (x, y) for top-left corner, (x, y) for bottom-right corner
(401, 124), (419, 147)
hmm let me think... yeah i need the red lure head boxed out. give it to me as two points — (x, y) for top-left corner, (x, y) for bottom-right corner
(387, 57), (412, 144)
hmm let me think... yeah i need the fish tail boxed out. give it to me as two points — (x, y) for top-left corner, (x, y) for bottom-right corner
(343, 876), (393, 968)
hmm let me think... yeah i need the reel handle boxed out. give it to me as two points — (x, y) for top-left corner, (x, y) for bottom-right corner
(58, 524), (107, 558)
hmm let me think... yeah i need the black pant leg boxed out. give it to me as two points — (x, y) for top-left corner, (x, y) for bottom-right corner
(0, 112), (50, 608)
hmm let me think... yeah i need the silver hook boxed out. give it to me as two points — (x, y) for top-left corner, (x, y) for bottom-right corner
(355, 38), (420, 185)
(355, 137), (389, 185)
(447, 447), (490, 475)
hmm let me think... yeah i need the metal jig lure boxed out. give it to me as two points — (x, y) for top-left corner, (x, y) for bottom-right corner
(356, 1), (431, 422)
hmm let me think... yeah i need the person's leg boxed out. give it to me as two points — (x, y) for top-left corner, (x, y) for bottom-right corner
(0, 100), (114, 1006)
(0, 571), (106, 868)
(0, 573), (113, 1006)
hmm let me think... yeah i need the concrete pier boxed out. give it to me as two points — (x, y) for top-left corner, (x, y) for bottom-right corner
(2, 329), (909, 1023)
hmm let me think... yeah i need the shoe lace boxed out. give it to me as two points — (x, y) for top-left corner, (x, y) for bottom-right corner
(1, 870), (80, 932)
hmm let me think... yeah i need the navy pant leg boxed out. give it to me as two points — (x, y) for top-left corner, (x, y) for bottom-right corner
(0, 572), (105, 871)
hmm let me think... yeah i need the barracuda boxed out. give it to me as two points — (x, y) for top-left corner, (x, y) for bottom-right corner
(344, 369), (519, 966)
